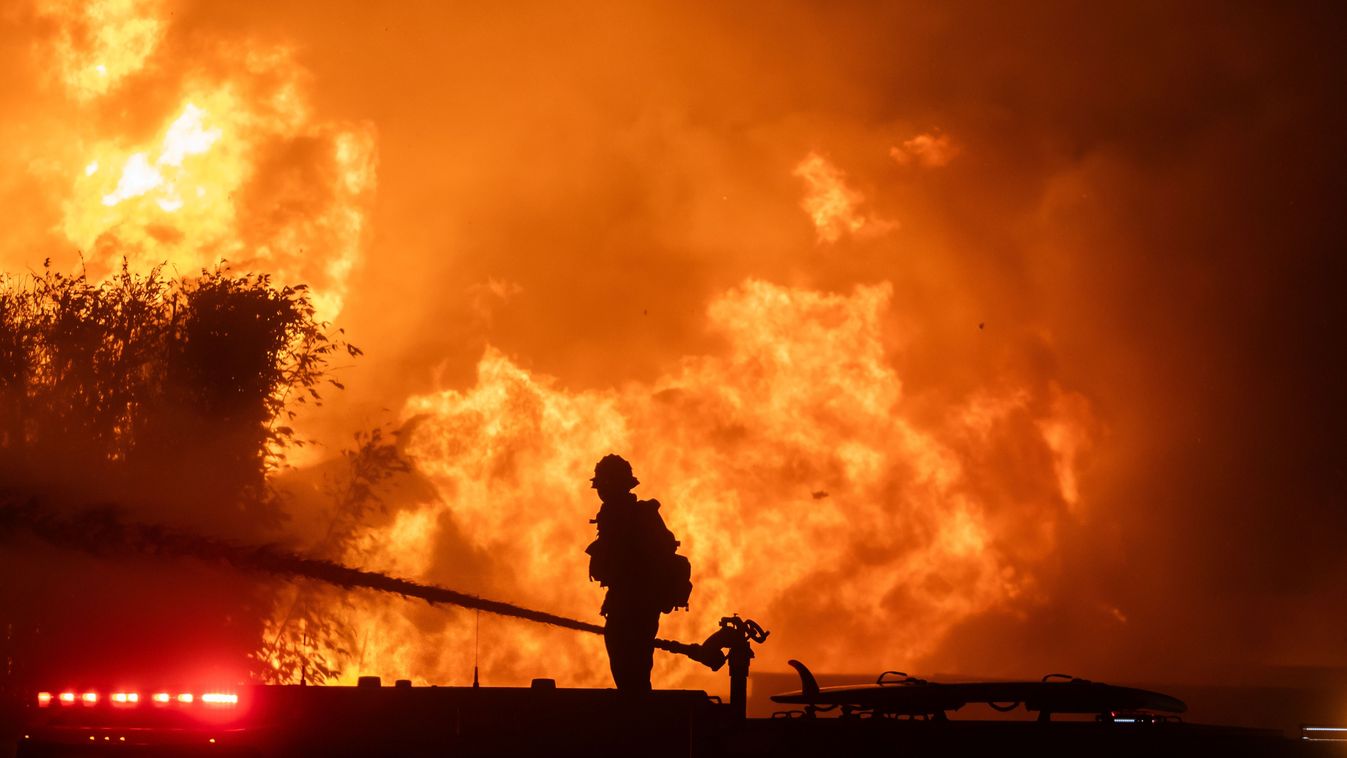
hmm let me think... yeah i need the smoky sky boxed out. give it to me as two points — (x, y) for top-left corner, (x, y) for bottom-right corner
(2, 0), (1345, 685)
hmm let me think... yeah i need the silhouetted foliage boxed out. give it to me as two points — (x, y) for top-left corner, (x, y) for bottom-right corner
(0, 261), (356, 684)
(0, 262), (346, 522)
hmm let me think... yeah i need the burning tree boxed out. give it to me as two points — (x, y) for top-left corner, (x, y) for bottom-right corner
(0, 261), (365, 686)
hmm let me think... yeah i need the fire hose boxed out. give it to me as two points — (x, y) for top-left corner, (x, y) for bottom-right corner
(0, 498), (766, 697)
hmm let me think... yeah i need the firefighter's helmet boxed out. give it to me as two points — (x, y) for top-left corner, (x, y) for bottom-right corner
(591, 454), (639, 490)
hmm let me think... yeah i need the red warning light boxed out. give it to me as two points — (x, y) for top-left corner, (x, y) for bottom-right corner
(36, 692), (52, 707)
(201, 693), (238, 706)
(59, 692), (76, 704)
(81, 692), (98, 705)
(152, 692), (171, 704)
(177, 693), (194, 704)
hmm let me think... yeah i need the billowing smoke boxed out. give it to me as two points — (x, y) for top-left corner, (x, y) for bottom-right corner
(1, 0), (1344, 699)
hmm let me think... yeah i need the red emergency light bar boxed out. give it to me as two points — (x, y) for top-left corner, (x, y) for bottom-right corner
(37, 690), (238, 707)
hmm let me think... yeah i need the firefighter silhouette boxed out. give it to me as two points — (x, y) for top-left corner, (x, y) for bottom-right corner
(585, 454), (691, 692)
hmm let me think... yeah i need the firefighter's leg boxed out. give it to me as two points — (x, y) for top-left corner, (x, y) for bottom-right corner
(605, 608), (660, 692)
(632, 609), (660, 690)
(603, 615), (629, 689)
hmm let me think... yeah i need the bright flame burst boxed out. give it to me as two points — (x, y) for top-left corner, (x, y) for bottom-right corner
(322, 280), (1090, 688)
(98, 103), (222, 210)
(47, 1), (376, 322)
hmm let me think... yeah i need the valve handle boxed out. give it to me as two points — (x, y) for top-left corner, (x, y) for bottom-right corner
(717, 614), (770, 643)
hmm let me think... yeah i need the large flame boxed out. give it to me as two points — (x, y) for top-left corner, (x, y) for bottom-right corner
(320, 280), (1089, 688)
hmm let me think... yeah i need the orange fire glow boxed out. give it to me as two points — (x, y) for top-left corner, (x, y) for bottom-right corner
(34, 0), (166, 101)
(889, 131), (959, 168)
(10, 0), (1096, 694)
(303, 280), (1090, 689)
(14, 0), (1093, 693)
(792, 152), (894, 243)
(11, 0), (1338, 703)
